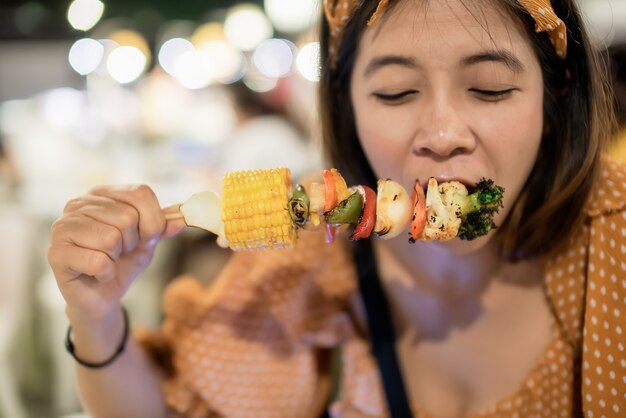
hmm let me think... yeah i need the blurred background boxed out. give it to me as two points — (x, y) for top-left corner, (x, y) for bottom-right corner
(0, 0), (625, 417)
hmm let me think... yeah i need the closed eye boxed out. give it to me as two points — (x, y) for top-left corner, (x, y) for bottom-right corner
(469, 88), (517, 102)
(372, 90), (418, 104)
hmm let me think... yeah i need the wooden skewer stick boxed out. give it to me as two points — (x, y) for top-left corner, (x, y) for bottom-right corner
(164, 211), (185, 221)
(161, 191), (223, 237)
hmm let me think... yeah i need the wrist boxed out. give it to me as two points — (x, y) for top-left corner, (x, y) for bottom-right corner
(65, 302), (122, 325)
(65, 304), (128, 366)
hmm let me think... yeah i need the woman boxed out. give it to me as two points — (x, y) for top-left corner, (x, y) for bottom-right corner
(48, 0), (626, 417)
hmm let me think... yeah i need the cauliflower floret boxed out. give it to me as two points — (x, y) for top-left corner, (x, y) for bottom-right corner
(439, 180), (468, 218)
(421, 178), (463, 241)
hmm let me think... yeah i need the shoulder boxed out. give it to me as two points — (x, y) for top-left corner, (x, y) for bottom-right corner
(585, 157), (626, 218)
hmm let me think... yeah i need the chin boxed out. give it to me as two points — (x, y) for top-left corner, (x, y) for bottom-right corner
(383, 227), (497, 256)
(429, 233), (497, 255)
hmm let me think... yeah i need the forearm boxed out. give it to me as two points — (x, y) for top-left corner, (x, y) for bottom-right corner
(67, 306), (167, 418)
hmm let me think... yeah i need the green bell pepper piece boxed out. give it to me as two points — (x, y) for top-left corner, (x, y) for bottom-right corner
(324, 191), (363, 225)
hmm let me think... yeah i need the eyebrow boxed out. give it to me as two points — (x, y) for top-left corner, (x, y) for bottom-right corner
(362, 49), (526, 78)
(362, 55), (418, 78)
(461, 50), (526, 73)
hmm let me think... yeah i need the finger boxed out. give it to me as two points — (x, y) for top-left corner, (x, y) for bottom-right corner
(90, 184), (165, 245)
(162, 204), (186, 239)
(69, 195), (141, 254)
(53, 215), (124, 261)
(49, 244), (116, 284)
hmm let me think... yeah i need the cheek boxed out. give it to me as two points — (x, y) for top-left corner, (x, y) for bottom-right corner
(357, 121), (408, 179)
(484, 102), (543, 219)
(353, 101), (414, 179)
(499, 105), (543, 169)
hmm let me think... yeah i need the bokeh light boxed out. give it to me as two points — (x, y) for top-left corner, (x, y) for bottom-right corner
(224, 4), (273, 51)
(106, 46), (147, 84)
(191, 22), (226, 45)
(296, 41), (321, 82)
(158, 38), (195, 76)
(198, 41), (246, 84)
(173, 50), (215, 89)
(67, 0), (105, 31)
(92, 39), (119, 75)
(243, 67), (278, 93)
(252, 38), (295, 78)
(264, 0), (318, 33)
(68, 38), (104, 75)
(109, 29), (151, 63)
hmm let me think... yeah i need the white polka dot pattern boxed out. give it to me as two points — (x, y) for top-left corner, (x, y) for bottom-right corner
(147, 229), (358, 418)
(546, 159), (626, 417)
(137, 160), (626, 417)
(580, 167), (626, 417)
(544, 223), (589, 349)
(517, 0), (568, 58)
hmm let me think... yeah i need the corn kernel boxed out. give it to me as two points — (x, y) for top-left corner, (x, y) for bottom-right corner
(221, 168), (295, 250)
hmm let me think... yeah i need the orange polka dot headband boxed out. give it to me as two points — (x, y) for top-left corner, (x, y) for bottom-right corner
(324, 0), (567, 67)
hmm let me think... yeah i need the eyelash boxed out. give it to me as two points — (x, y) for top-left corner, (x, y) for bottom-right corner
(372, 87), (517, 104)
(469, 88), (517, 101)
(372, 90), (417, 103)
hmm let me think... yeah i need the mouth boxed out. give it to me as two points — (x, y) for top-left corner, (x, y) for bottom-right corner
(419, 177), (477, 193)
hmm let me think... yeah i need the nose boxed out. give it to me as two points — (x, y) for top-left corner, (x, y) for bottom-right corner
(412, 93), (476, 158)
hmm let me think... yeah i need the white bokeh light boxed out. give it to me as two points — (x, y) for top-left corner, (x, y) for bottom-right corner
(68, 38), (104, 75)
(252, 38), (295, 78)
(158, 37), (195, 75)
(243, 68), (278, 93)
(198, 41), (246, 84)
(106, 46), (147, 84)
(224, 5), (273, 51)
(92, 39), (119, 75)
(296, 41), (321, 82)
(67, 0), (104, 31)
(174, 50), (215, 89)
(264, 0), (318, 33)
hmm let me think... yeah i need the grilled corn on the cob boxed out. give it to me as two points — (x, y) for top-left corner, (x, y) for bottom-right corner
(222, 168), (295, 250)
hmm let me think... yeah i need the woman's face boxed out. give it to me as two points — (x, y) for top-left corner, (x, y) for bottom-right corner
(350, 0), (544, 249)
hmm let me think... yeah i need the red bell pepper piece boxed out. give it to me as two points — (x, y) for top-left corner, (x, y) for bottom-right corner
(409, 180), (426, 243)
(323, 169), (338, 212)
(351, 185), (376, 240)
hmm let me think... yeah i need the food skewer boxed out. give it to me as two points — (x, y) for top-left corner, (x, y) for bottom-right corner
(163, 167), (505, 251)
(164, 212), (184, 221)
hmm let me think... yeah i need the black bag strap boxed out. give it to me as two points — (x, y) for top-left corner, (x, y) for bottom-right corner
(352, 238), (413, 418)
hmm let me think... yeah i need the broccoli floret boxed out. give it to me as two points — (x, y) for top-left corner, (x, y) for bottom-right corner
(452, 178), (505, 240)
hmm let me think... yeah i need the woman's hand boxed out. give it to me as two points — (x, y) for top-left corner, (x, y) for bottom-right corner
(48, 184), (185, 320)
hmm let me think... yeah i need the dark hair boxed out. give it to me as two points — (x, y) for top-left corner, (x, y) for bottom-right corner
(607, 42), (626, 126)
(319, 0), (616, 261)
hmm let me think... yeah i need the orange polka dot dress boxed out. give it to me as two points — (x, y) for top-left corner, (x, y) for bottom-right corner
(138, 159), (626, 418)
